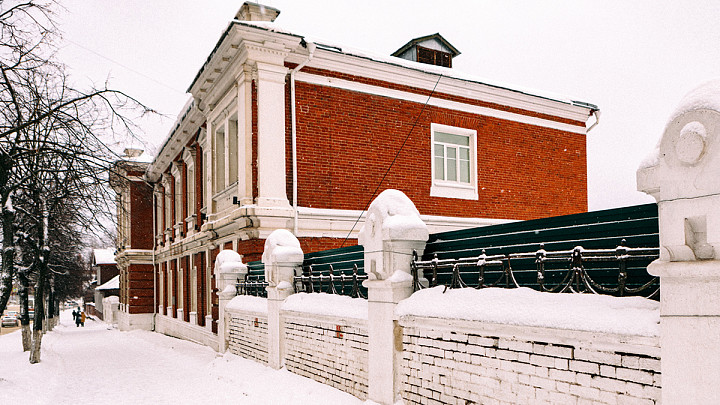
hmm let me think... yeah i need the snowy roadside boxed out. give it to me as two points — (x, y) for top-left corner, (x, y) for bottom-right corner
(0, 309), (368, 405)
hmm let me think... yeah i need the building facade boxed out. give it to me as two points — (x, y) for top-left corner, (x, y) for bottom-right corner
(112, 2), (598, 336)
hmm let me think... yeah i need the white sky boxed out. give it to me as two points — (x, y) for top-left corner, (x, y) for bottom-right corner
(54, 0), (720, 211)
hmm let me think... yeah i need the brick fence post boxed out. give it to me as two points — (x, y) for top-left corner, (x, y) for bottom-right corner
(262, 229), (304, 369)
(359, 190), (429, 405)
(213, 250), (248, 353)
(637, 80), (720, 404)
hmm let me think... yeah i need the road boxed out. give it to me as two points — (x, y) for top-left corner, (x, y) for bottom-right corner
(0, 309), (364, 404)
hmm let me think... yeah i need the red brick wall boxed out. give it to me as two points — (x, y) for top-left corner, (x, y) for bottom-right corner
(130, 180), (154, 249)
(127, 263), (154, 314)
(194, 252), (206, 327)
(161, 261), (167, 315)
(289, 81), (587, 221)
(232, 237), (352, 263)
(210, 247), (219, 334)
(171, 259), (177, 318)
(182, 255), (190, 322)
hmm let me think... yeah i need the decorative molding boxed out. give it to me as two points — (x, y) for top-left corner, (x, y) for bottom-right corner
(296, 72), (587, 135)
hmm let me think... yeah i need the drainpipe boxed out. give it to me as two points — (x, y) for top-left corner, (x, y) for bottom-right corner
(291, 42), (316, 235)
(586, 109), (601, 133)
(151, 182), (157, 331)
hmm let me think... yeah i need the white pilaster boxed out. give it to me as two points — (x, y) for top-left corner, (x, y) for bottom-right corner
(255, 60), (290, 208)
(236, 66), (254, 206)
(262, 229), (304, 369)
(359, 189), (429, 405)
(637, 80), (720, 405)
(213, 249), (248, 352)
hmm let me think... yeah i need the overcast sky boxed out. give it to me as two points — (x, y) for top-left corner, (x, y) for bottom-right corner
(55, 0), (720, 211)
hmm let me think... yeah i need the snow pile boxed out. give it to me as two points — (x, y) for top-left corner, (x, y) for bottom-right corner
(358, 189), (428, 243)
(396, 287), (660, 337)
(215, 249), (246, 273)
(0, 309), (365, 404)
(226, 295), (268, 314)
(669, 79), (720, 122)
(282, 292), (368, 320)
(261, 229), (303, 264)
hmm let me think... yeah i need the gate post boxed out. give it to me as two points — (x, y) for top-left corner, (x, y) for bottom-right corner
(262, 229), (304, 369)
(637, 80), (720, 404)
(359, 190), (429, 405)
(213, 250), (247, 353)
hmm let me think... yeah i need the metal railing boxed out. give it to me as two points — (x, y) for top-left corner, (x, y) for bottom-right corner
(411, 239), (660, 299)
(235, 264), (368, 299)
(236, 273), (269, 298)
(293, 264), (368, 299)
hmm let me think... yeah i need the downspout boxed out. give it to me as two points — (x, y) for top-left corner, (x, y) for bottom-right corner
(586, 109), (601, 133)
(291, 42), (316, 235)
(151, 183), (157, 331)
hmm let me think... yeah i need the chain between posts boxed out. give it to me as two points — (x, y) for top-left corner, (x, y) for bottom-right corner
(411, 239), (660, 299)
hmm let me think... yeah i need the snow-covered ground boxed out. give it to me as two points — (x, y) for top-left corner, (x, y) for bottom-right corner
(0, 310), (366, 405)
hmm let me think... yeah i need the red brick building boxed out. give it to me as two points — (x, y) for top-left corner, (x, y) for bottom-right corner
(112, 2), (598, 336)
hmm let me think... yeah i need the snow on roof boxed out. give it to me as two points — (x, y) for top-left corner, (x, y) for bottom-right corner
(121, 152), (155, 164)
(237, 21), (596, 110)
(396, 287), (659, 337)
(96, 275), (119, 290)
(93, 248), (116, 265)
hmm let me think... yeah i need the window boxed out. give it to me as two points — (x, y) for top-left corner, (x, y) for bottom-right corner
(430, 123), (478, 200)
(214, 125), (225, 193)
(417, 46), (452, 68)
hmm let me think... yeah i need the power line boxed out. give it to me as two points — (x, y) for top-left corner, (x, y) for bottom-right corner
(340, 74), (443, 248)
(62, 38), (187, 96)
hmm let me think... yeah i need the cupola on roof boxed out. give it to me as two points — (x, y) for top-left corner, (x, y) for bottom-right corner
(391, 33), (460, 68)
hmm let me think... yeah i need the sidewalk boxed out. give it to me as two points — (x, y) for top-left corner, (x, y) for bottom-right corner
(0, 309), (365, 405)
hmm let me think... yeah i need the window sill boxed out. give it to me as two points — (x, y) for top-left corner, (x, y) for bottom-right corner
(430, 183), (478, 200)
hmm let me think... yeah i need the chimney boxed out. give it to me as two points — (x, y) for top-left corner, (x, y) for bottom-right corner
(123, 148), (143, 158)
(235, 2), (280, 22)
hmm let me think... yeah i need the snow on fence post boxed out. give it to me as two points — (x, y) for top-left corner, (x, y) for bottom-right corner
(359, 189), (429, 405)
(262, 229), (304, 369)
(637, 80), (720, 404)
(213, 250), (248, 353)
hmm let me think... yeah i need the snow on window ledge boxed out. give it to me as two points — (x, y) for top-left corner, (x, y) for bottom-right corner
(430, 183), (479, 200)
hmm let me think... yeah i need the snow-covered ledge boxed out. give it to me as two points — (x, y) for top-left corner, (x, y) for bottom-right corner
(359, 189), (429, 405)
(637, 79), (720, 405)
(262, 229), (303, 369)
(213, 249), (248, 352)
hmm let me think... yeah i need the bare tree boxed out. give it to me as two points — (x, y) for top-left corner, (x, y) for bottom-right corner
(0, 0), (153, 362)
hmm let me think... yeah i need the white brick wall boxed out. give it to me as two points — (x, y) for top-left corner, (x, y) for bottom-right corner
(283, 311), (369, 400)
(399, 316), (661, 405)
(227, 310), (268, 364)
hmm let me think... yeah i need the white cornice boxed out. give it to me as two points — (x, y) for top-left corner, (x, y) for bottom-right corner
(301, 49), (593, 126)
(296, 72), (587, 134)
(146, 105), (204, 183)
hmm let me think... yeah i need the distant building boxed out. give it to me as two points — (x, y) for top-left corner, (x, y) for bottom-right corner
(91, 248), (120, 319)
(112, 2), (599, 335)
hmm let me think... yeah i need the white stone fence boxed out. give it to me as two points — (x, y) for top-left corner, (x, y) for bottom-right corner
(217, 190), (671, 404)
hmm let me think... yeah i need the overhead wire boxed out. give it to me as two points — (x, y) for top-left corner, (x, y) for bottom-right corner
(340, 74), (443, 248)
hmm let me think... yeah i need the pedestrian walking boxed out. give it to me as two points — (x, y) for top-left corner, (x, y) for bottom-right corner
(75, 308), (82, 327)
(80, 311), (86, 327)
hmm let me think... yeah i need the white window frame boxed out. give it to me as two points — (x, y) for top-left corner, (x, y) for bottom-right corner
(430, 123), (478, 200)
